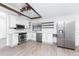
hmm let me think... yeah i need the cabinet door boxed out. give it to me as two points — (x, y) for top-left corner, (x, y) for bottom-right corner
(42, 33), (53, 44)
(25, 21), (29, 29)
(42, 33), (47, 43)
(9, 15), (16, 27)
(32, 33), (36, 41)
(7, 34), (13, 46)
(27, 33), (31, 40)
(27, 33), (36, 41)
(12, 34), (18, 46)
(47, 34), (53, 44)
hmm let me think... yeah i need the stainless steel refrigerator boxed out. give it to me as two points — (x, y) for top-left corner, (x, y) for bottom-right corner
(57, 21), (75, 50)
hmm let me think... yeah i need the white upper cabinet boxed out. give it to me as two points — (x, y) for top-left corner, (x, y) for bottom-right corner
(16, 17), (29, 29)
(9, 15), (16, 28)
(25, 21), (29, 29)
(27, 33), (36, 41)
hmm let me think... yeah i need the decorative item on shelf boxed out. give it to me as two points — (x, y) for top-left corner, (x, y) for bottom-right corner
(20, 4), (32, 12)
(41, 22), (54, 24)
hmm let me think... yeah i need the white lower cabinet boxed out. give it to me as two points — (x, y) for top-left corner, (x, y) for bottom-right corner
(42, 33), (53, 44)
(9, 15), (16, 28)
(42, 33), (47, 43)
(7, 33), (18, 47)
(27, 33), (36, 41)
(27, 33), (53, 44)
(12, 34), (18, 46)
(47, 34), (53, 44)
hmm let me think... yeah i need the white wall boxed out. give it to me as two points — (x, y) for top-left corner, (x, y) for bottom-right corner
(0, 12), (7, 38)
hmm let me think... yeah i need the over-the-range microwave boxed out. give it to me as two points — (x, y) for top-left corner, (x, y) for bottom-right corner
(15, 24), (25, 29)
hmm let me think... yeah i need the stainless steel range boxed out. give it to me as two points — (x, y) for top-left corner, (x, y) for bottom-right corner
(18, 33), (27, 45)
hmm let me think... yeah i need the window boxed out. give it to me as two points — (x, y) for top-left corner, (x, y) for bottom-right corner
(32, 24), (41, 31)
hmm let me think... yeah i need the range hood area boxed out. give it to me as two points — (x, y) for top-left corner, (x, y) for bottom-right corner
(14, 24), (25, 29)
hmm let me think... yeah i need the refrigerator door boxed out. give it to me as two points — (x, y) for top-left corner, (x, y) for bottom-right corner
(65, 21), (75, 50)
(57, 21), (65, 47)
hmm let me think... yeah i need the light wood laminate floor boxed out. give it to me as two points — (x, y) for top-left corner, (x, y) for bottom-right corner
(0, 40), (79, 56)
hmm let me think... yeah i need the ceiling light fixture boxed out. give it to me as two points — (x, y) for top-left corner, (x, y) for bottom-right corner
(20, 5), (31, 12)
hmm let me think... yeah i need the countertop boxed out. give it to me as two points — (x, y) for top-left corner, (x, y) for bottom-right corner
(7, 29), (57, 34)
(7, 29), (30, 34)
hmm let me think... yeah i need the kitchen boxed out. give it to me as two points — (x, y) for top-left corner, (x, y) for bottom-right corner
(0, 3), (79, 56)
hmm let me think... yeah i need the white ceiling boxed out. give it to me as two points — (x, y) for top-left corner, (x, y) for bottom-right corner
(30, 3), (79, 19)
(2, 3), (79, 19)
